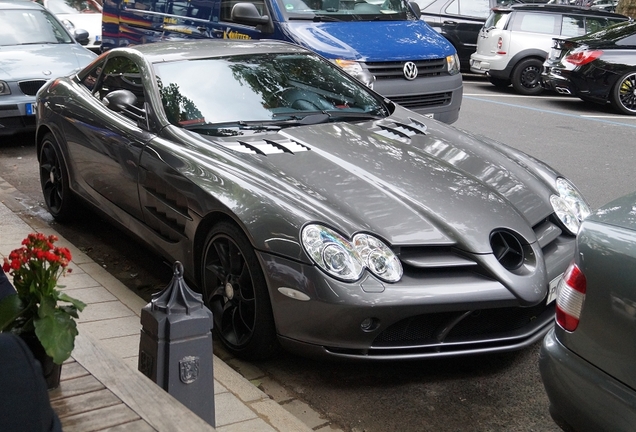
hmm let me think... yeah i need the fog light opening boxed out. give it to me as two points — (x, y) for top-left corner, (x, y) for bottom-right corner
(360, 317), (380, 332)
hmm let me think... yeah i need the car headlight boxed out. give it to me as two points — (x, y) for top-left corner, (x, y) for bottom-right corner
(447, 54), (460, 75)
(301, 224), (402, 282)
(0, 81), (10, 95)
(550, 177), (591, 235)
(331, 59), (375, 88)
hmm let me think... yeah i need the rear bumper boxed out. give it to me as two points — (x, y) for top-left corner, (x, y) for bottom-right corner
(539, 329), (636, 432)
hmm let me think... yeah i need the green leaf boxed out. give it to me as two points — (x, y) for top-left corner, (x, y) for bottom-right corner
(58, 292), (87, 312)
(0, 294), (24, 331)
(34, 309), (79, 364)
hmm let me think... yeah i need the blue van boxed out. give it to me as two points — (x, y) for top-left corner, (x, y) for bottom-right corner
(102, 0), (463, 123)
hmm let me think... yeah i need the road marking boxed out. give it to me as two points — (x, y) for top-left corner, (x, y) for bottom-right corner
(464, 93), (565, 100)
(463, 96), (636, 128)
(580, 114), (636, 119)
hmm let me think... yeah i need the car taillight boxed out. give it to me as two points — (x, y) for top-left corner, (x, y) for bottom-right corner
(496, 37), (505, 54)
(564, 50), (603, 66)
(555, 262), (586, 331)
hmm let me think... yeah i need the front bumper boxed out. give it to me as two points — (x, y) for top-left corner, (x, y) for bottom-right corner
(0, 93), (37, 136)
(259, 248), (564, 360)
(539, 329), (636, 432)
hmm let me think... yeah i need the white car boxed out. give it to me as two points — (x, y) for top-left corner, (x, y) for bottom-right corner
(38, 0), (103, 53)
(470, 4), (627, 94)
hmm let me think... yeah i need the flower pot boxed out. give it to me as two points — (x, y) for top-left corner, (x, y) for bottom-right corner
(19, 332), (62, 390)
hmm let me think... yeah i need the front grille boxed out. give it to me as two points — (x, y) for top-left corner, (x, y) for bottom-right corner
(365, 59), (447, 79)
(18, 80), (48, 96)
(390, 92), (452, 109)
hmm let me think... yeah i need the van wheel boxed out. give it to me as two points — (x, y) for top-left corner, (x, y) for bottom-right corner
(489, 77), (510, 88)
(511, 58), (544, 95)
(610, 72), (636, 115)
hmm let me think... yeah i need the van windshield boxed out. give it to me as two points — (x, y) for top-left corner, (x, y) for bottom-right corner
(280, 0), (415, 21)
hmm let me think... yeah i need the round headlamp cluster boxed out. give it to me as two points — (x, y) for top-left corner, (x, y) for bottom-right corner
(550, 177), (591, 235)
(301, 224), (402, 283)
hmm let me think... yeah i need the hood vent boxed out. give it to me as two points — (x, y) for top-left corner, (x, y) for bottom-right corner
(227, 138), (310, 155)
(374, 118), (428, 142)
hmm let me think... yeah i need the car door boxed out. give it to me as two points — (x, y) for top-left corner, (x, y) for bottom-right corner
(441, 0), (490, 61)
(68, 54), (154, 221)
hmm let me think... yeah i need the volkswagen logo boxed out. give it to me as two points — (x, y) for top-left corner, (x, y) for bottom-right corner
(403, 62), (418, 80)
(490, 230), (525, 271)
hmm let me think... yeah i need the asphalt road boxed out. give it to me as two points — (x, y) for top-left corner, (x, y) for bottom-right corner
(2, 75), (635, 431)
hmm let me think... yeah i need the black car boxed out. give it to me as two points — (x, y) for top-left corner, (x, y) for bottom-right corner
(542, 20), (636, 115)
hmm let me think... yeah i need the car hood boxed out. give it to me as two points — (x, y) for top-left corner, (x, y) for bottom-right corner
(0, 45), (96, 81)
(210, 115), (555, 254)
(284, 20), (454, 61)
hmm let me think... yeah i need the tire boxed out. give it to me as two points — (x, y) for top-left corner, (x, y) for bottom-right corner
(489, 77), (511, 88)
(610, 71), (636, 116)
(201, 222), (280, 360)
(511, 58), (544, 96)
(39, 133), (77, 222)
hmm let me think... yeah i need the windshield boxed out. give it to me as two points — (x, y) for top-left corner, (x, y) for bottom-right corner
(277, 0), (415, 21)
(0, 9), (73, 46)
(153, 52), (388, 135)
(44, 0), (102, 14)
(484, 10), (509, 29)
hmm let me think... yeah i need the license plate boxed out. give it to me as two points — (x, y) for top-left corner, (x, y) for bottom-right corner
(546, 274), (563, 304)
(25, 103), (35, 116)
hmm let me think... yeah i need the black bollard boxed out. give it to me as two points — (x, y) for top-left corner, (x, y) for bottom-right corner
(138, 261), (215, 427)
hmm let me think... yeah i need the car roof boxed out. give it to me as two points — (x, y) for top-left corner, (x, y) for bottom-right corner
(113, 39), (311, 64)
(493, 3), (628, 17)
(0, 0), (46, 10)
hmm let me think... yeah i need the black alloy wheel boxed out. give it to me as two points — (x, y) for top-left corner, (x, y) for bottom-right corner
(511, 58), (544, 96)
(201, 222), (279, 360)
(611, 71), (636, 115)
(39, 133), (76, 222)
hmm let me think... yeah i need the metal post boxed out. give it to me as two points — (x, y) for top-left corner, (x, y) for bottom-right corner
(138, 261), (215, 427)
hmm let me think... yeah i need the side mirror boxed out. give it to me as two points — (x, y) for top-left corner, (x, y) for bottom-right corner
(103, 89), (137, 112)
(409, 1), (421, 19)
(74, 29), (90, 45)
(231, 3), (270, 25)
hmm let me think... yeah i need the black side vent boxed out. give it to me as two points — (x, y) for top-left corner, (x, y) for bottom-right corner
(141, 171), (191, 242)
(373, 119), (428, 142)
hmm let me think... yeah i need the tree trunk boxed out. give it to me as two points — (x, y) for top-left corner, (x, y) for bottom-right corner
(616, 0), (636, 19)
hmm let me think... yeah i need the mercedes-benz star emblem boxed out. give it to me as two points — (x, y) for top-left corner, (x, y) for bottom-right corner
(403, 62), (418, 80)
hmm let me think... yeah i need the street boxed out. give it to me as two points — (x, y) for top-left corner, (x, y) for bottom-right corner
(2, 75), (635, 431)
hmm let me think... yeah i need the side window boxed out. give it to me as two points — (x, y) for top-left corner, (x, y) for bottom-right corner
(511, 12), (559, 34)
(221, 0), (266, 21)
(561, 15), (585, 37)
(131, 0), (213, 20)
(584, 17), (608, 35)
(445, 0), (459, 15)
(457, 0), (490, 18)
(94, 56), (146, 113)
(79, 60), (106, 91)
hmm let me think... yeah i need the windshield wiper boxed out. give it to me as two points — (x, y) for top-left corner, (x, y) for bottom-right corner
(288, 15), (342, 22)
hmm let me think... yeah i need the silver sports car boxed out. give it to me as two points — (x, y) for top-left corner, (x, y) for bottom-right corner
(35, 39), (590, 360)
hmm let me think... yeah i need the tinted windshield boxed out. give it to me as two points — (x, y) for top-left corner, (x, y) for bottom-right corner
(0, 8), (73, 46)
(153, 53), (387, 133)
(484, 10), (509, 28)
(278, 0), (415, 21)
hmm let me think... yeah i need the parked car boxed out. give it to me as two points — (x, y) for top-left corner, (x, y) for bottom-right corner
(36, 39), (590, 361)
(416, 0), (547, 72)
(470, 4), (627, 94)
(590, 0), (618, 12)
(36, 0), (103, 53)
(100, 0), (463, 125)
(0, 0), (97, 136)
(542, 20), (636, 115)
(540, 190), (636, 432)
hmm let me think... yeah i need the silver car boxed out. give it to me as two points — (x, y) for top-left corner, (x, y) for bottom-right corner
(540, 191), (636, 432)
(0, 0), (96, 136)
(36, 39), (590, 360)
